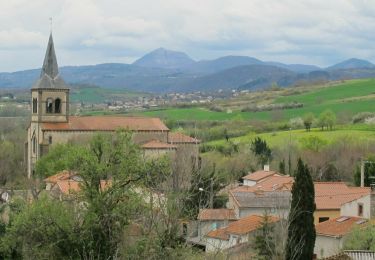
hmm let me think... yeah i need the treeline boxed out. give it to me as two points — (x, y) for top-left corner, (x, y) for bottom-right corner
(241, 102), (303, 112)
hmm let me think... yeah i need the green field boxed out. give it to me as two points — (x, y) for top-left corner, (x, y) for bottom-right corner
(206, 124), (375, 148)
(136, 79), (375, 121)
(70, 86), (147, 103)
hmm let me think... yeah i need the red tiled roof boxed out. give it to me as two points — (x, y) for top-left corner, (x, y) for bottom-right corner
(242, 170), (279, 181)
(226, 215), (279, 235)
(198, 209), (237, 221)
(56, 180), (81, 195)
(142, 140), (177, 149)
(314, 182), (371, 210)
(233, 176), (294, 193)
(42, 116), (169, 131)
(315, 216), (369, 237)
(168, 132), (200, 144)
(206, 215), (279, 240)
(44, 170), (76, 184)
(206, 228), (230, 240)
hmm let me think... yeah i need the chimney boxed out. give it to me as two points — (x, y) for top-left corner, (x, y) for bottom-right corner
(264, 165), (270, 172)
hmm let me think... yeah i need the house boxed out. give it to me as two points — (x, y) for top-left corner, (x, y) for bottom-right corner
(242, 166), (280, 187)
(44, 170), (78, 190)
(231, 170), (372, 224)
(197, 209), (237, 239)
(314, 216), (371, 258)
(26, 33), (199, 178)
(228, 190), (291, 219)
(205, 215), (279, 252)
(314, 182), (371, 224)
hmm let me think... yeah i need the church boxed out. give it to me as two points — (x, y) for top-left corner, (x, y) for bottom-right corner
(26, 34), (199, 178)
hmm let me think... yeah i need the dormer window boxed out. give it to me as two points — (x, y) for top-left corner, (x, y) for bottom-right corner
(32, 98), (37, 113)
(55, 98), (61, 113)
(46, 98), (53, 113)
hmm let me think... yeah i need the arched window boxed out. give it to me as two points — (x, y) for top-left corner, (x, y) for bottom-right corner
(46, 98), (53, 113)
(32, 98), (37, 113)
(55, 98), (61, 113)
(32, 136), (36, 154)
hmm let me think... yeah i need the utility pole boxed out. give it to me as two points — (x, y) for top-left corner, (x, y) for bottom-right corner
(210, 177), (213, 209)
(288, 128), (292, 175)
(361, 159), (365, 187)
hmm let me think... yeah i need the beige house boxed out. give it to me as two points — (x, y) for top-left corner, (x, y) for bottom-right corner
(205, 215), (279, 252)
(314, 216), (371, 258)
(26, 33), (199, 178)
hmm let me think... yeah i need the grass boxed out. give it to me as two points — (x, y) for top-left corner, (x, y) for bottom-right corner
(70, 86), (147, 103)
(206, 124), (375, 148)
(135, 78), (375, 121)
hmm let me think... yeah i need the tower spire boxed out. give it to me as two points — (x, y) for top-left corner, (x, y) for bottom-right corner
(41, 33), (59, 79)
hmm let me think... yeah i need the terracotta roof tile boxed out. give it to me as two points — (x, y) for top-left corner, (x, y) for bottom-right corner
(315, 216), (369, 237)
(206, 228), (230, 240)
(44, 170), (76, 184)
(206, 215), (279, 240)
(314, 182), (371, 210)
(168, 132), (200, 144)
(225, 215), (279, 235)
(142, 140), (177, 149)
(42, 116), (169, 131)
(56, 180), (81, 195)
(242, 170), (279, 181)
(233, 176), (294, 192)
(235, 175), (371, 211)
(198, 209), (237, 221)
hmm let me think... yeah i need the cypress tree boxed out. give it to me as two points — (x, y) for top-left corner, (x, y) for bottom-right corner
(285, 158), (316, 260)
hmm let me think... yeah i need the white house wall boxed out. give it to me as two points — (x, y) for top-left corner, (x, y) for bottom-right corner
(314, 235), (344, 258)
(340, 195), (371, 219)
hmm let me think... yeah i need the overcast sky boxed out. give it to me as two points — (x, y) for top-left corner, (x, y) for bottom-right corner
(1, 0), (375, 71)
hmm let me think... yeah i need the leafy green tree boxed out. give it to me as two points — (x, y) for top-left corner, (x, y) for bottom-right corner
(300, 135), (328, 152)
(35, 144), (86, 177)
(318, 110), (336, 131)
(2, 131), (158, 259)
(303, 112), (315, 132)
(253, 213), (275, 259)
(251, 137), (272, 166)
(344, 224), (375, 251)
(285, 158), (316, 260)
(0, 196), (78, 259)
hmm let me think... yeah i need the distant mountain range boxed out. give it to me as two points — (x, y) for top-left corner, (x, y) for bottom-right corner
(1, 48), (375, 93)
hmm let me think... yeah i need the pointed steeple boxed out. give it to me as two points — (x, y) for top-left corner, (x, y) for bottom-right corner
(41, 33), (59, 79)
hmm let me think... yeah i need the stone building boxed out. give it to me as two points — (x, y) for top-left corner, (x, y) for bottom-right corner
(26, 34), (199, 178)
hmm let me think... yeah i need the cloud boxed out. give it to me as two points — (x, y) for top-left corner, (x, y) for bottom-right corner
(1, 0), (375, 71)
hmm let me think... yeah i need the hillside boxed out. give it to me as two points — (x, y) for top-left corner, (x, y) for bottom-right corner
(136, 78), (375, 121)
(133, 48), (195, 69)
(327, 58), (375, 70)
(2, 48), (375, 93)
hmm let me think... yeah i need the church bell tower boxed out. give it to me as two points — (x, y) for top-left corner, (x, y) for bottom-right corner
(27, 33), (70, 177)
(31, 33), (69, 123)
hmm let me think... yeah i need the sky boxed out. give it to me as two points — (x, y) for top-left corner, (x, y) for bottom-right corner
(1, 0), (375, 71)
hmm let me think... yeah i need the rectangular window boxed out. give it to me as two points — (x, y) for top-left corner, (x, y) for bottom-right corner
(32, 98), (37, 113)
(358, 203), (363, 217)
(48, 136), (52, 144)
(319, 217), (329, 223)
